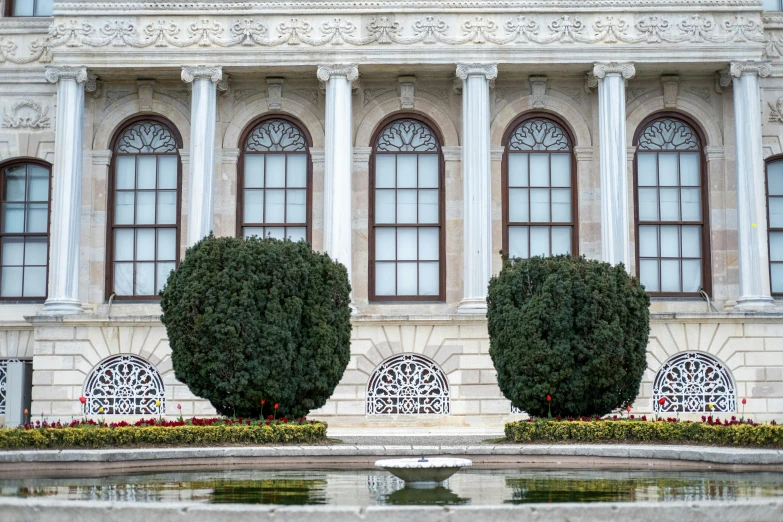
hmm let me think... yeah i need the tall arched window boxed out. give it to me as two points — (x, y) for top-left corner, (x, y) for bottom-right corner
(108, 118), (182, 299)
(767, 156), (783, 295)
(502, 115), (577, 258)
(634, 115), (710, 295)
(238, 117), (311, 242)
(0, 159), (50, 299)
(369, 117), (444, 301)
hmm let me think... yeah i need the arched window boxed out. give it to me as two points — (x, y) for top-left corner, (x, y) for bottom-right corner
(0, 159), (50, 299)
(369, 117), (444, 300)
(653, 352), (735, 413)
(766, 156), (783, 295)
(238, 117), (311, 242)
(108, 118), (182, 299)
(502, 115), (577, 258)
(84, 354), (166, 415)
(634, 115), (710, 295)
(367, 354), (450, 414)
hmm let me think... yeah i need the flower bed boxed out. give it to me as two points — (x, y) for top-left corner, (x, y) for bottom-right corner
(505, 416), (783, 448)
(0, 417), (326, 449)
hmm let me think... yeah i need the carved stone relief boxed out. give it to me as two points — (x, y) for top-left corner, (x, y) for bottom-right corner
(1, 100), (51, 129)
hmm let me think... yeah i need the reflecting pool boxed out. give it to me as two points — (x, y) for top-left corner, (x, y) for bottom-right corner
(2, 469), (783, 506)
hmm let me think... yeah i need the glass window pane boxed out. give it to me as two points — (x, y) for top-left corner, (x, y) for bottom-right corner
(136, 229), (155, 261)
(375, 262), (396, 296)
(376, 155), (395, 188)
(638, 188), (659, 221)
(1, 237), (23, 266)
(4, 166), (26, 202)
(551, 226), (571, 255)
(156, 262), (175, 294)
(681, 188), (701, 221)
(530, 189), (550, 222)
(681, 225), (701, 258)
(265, 189), (285, 223)
(397, 189), (417, 224)
(418, 189), (438, 224)
(508, 188), (529, 223)
(28, 165), (49, 201)
(658, 153), (678, 186)
(769, 161), (783, 196)
(397, 155), (417, 188)
(763, 0), (779, 11)
(419, 262), (439, 296)
(114, 192), (134, 225)
(637, 153), (657, 187)
(266, 155), (285, 187)
(243, 190), (264, 223)
(661, 259), (681, 292)
(2, 203), (24, 233)
(1, 267), (22, 296)
(638, 225), (659, 258)
(158, 156), (177, 190)
(397, 263), (417, 295)
(24, 237), (47, 265)
(508, 153), (528, 187)
(772, 263), (783, 294)
(157, 191), (177, 225)
(418, 228), (439, 261)
(375, 228), (396, 261)
(682, 260), (701, 292)
(137, 156), (157, 190)
(375, 190), (395, 224)
(135, 262), (155, 295)
(157, 229), (176, 261)
(508, 227), (529, 259)
(769, 197), (783, 228)
(23, 267), (46, 297)
(114, 229), (134, 261)
(770, 232), (783, 262)
(397, 228), (417, 260)
(114, 263), (133, 296)
(266, 227), (284, 240)
(660, 225), (680, 257)
(551, 189), (571, 222)
(550, 154), (570, 187)
(418, 155), (439, 188)
(26, 203), (48, 233)
(286, 189), (306, 224)
(287, 154), (307, 188)
(286, 227), (306, 242)
(530, 227), (550, 257)
(529, 154), (550, 187)
(640, 260), (660, 292)
(660, 188), (680, 221)
(12, 0), (34, 16)
(36, 0), (54, 16)
(116, 156), (136, 190)
(680, 153), (700, 186)
(244, 155), (264, 188)
(244, 227), (264, 238)
(136, 192), (155, 225)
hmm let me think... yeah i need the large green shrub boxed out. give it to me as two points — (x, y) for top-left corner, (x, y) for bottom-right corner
(488, 255), (649, 418)
(160, 235), (352, 419)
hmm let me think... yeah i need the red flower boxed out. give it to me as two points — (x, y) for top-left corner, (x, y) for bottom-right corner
(79, 396), (86, 404)
(658, 397), (666, 405)
(626, 405), (631, 412)
(177, 404), (182, 410)
(274, 403), (279, 410)
(546, 395), (551, 402)
(261, 400), (265, 406)
(742, 398), (747, 405)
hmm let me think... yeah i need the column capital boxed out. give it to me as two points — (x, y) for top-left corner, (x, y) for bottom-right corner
(455, 63), (498, 81)
(729, 61), (772, 79)
(573, 146), (594, 162)
(592, 62), (635, 80)
(44, 66), (88, 84)
(181, 65), (223, 84)
(317, 64), (359, 83)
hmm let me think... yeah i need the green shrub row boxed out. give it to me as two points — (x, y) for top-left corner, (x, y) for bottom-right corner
(505, 420), (783, 448)
(0, 423), (326, 449)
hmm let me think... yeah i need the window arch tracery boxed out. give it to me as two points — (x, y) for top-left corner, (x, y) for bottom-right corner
(653, 352), (735, 413)
(366, 354), (450, 415)
(83, 354), (166, 415)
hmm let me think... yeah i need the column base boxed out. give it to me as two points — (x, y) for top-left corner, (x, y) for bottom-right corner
(734, 296), (777, 311)
(40, 298), (84, 315)
(457, 298), (488, 315)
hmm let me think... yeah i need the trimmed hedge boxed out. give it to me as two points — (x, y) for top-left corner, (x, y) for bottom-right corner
(0, 423), (326, 449)
(505, 420), (783, 448)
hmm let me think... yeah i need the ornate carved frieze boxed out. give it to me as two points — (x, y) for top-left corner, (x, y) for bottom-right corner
(104, 89), (132, 109)
(661, 75), (679, 108)
(398, 76), (416, 110)
(266, 77), (284, 110)
(233, 89), (262, 103)
(291, 89), (318, 105)
(528, 75), (547, 108)
(769, 96), (783, 123)
(419, 85), (451, 107)
(685, 86), (711, 102)
(136, 80), (156, 111)
(363, 88), (393, 106)
(1, 100), (51, 129)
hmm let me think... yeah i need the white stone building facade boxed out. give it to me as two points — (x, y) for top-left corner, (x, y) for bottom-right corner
(0, 0), (783, 429)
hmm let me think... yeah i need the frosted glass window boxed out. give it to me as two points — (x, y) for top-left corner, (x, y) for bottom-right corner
(418, 155), (439, 188)
(158, 156), (178, 190)
(772, 264), (783, 294)
(244, 190), (264, 223)
(681, 226), (701, 258)
(530, 154), (550, 187)
(265, 190), (285, 223)
(769, 160), (783, 295)
(376, 155), (395, 188)
(769, 161), (783, 195)
(397, 156), (417, 188)
(509, 189), (530, 223)
(114, 229), (134, 261)
(157, 191), (177, 224)
(551, 189), (571, 222)
(157, 229), (176, 261)
(419, 262), (439, 295)
(375, 190), (396, 224)
(680, 153), (700, 186)
(265, 155), (286, 187)
(397, 263), (417, 295)
(286, 228), (306, 242)
(23, 267), (46, 297)
(418, 190), (439, 224)
(770, 197), (783, 228)
(638, 188), (658, 221)
(508, 227), (529, 259)
(550, 154), (571, 187)
(136, 229), (155, 261)
(396, 190), (417, 224)
(1, 268), (22, 296)
(156, 262), (175, 293)
(637, 153), (657, 186)
(136, 192), (156, 225)
(137, 156), (157, 190)
(12, 0), (53, 16)
(397, 228), (417, 260)
(682, 260), (701, 292)
(658, 153), (678, 186)
(661, 260), (681, 292)
(771, 232), (783, 262)
(134, 263), (155, 296)
(418, 228), (439, 261)
(508, 154), (529, 186)
(287, 154), (307, 188)
(375, 228), (396, 261)
(681, 189), (701, 221)
(640, 260), (660, 292)
(638, 225), (658, 257)
(375, 263), (396, 295)
(266, 227), (284, 240)
(530, 227), (550, 257)
(286, 189), (306, 223)
(530, 189), (550, 222)
(660, 226), (680, 257)
(551, 227), (571, 255)
(244, 155), (264, 188)
(1, 238), (22, 266)
(659, 189), (680, 221)
(28, 166), (49, 201)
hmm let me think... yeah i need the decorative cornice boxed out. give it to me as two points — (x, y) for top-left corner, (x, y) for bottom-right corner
(573, 146), (594, 162)
(456, 63), (498, 81)
(91, 150), (113, 166)
(442, 145), (462, 162)
(220, 148), (241, 164)
(729, 60), (772, 78)
(703, 145), (725, 161)
(592, 62), (635, 79)
(43, 66), (88, 84)
(181, 66), (223, 84)
(353, 146), (372, 164)
(310, 147), (325, 163)
(317, 64), (359, 83)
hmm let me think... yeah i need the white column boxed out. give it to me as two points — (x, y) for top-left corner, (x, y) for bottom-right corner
(730, 61), (775, 309)
(181, 66), (221, 247)
(456, 63), (497, 314)
(594, 62), (635, 270)
(42, 66), (88, 314)
(317, 64), (358, 303)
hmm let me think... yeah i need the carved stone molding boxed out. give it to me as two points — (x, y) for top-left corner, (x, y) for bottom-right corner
(769, 96), (783, 123)
(661, 75), (679, 108)
(490, 147), (505, 162)
(220, 148), (241, 164)
(1, 100), (51, 129)
(573, 146), (594, 162)
(86, 73), (102, 98)
(310, 147), (325, 163)
(703, 145), (725, 161)
(593, 62), (636, 80)
(136, 80), (156, 111)
(529, 75), (547, 109)
(181, 65), (223, 83)
(44, 66), (88, 84)
(266, 77), (284, 110)
(455, 63), (498, 81)
(362, 88), (392, 106)
(353, 146), (372, 164)
(398, 76), (416, 110)
(234, 89), (263, 103)
(441, 145), (462, 162)
(178, 148), (190, 163)
(715, 69), (732, 94)
(91, 149), (112, 166)
(317, 64), (359, 83)
(685, 86), (711, 102)
(729, 61), (772, 79)
(584, 72), (598, 94)
(419, 85), (451, 107)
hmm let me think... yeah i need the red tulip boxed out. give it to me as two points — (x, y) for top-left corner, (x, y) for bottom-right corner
(658, 397), (666, 405)
(626, 405), (631, 412)
(177, 404), (182, 410)
(261, 400), (266, 406)
(79, 396), (86, 404)
(546, 395), (551, 402)
(274, 403), (279, 410)
(23, 409), (28, 415)
(742, 398), (747, 405)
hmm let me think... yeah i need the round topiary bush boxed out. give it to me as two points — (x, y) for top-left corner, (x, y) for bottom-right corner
(487, 255), (649, 418)
(160, 235), (352, 419)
